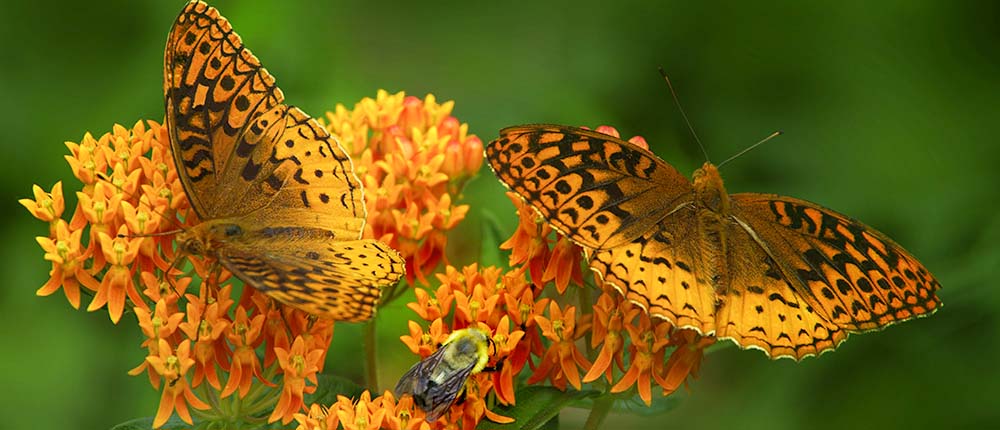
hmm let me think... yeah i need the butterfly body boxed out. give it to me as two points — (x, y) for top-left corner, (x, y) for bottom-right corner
(488, 124), (941, 360)
(164, 1), (404, 322)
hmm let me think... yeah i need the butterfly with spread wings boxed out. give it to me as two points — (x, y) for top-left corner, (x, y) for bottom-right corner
(487, 124), (941, 359)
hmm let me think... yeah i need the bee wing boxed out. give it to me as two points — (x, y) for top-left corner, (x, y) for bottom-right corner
(394, 347), (478, 422)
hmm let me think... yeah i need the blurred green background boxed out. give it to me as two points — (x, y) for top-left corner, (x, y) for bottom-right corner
(2, 1), (997, 429)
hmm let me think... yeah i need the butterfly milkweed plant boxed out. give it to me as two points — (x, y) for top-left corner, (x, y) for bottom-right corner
(23, 3), (709, 430)
(24, 103), (707, 428)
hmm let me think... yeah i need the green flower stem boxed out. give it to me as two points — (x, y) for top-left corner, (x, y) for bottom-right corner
(363, 317), (379, 391)
(582, 395), (614, 430)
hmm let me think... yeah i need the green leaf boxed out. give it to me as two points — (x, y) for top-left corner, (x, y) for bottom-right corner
(305, 373), (366, 406)
(608, 390), (684, 417)
(110, 416), (191, 430)
(479, 386), (599, 430)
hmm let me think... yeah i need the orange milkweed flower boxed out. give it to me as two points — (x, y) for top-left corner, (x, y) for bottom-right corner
(20, 182), (65, 231)
(87, 225), (146, 323)
(145, 339), (210, 428)
(379, 392), (432, 430)
(583, 292), (637, 384)
(221, 306), (266, 399)
(294, 403), (338, 430)
(63, 131), (107, 187)
(529, 303), (592, 390)
(610, 313), (673, 406)
(406, 283), (455, 322)
(541, 235), (585, 294)
(500, 275), (549, 375)
(73, 181), (123, 271)
(400, 318), (451, 358)
(270, 336), (325, 424)
(136, 299), (185, 351)
(454, 375), (514, 429)
(335, 391), (387, 430)
(34, 220), (99, 309)
(488, 316), (525, 405)
(177, 287), (232, 391)
(499, 192), (553, 288)
(657, 329), (715, 395)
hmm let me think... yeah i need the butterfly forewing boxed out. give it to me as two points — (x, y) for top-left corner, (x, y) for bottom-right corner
(730, 194), (942, 332)
(165, 1), (283, 219)
(216, 105), (366, 236)
(488, 125), (694, 249)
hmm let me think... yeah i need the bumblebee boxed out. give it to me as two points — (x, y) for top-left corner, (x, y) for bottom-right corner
(394, 328), (497, 422)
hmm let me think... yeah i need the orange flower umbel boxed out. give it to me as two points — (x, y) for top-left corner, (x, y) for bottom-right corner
(324, 90), (482, 285)
(23, 91), (483, 428)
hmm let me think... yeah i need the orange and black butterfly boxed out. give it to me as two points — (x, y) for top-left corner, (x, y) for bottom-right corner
(164, 1), (404, 321)
(487, 124), (941, 359)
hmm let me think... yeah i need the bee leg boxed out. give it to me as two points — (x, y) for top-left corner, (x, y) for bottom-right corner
(482, 358), (505, 373)
(454, 385), (468, 406)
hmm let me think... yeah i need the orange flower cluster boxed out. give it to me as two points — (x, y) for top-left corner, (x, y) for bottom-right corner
(324, 90), (483, 284)
(293, 125), (717, 429)
(294, 265), (527, 430)
(22, 91), (483, 428)
(23, 120), (336, 427)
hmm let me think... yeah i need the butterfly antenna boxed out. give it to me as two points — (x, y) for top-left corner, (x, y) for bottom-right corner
(95, 172), (187, 238)
(717, 130), (783, 168)
(658, 67), (710, 163)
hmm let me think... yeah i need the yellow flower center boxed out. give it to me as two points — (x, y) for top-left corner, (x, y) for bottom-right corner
(152, 315), (164, 333)
(469, 298), (482, 316)
(113, 240), (127, 265)
(41, 196), (54, 217)
(553, 320), (565, 340)
(56, 239), (71, 262)
(165, 355), (180, 374)
(199, 320), (211, 338)
(234, 321), (249, 344)
(136, 210), (149, 232)
(291, 354), (306, 374)
(519, 303), (531, 324)
(641, 330), (654, 350)
(158, 280), (171, 297)
(93, 201), (106, 221)
(353, 403), (369, 428)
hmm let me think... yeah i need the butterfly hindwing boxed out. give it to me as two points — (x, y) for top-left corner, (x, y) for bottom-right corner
(730, 194), (942, 332)
(716, 215), (850, 359)
(219, 238), (405, 322)
(588, 206), (717, 335)
(488, 125), (694, 249)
